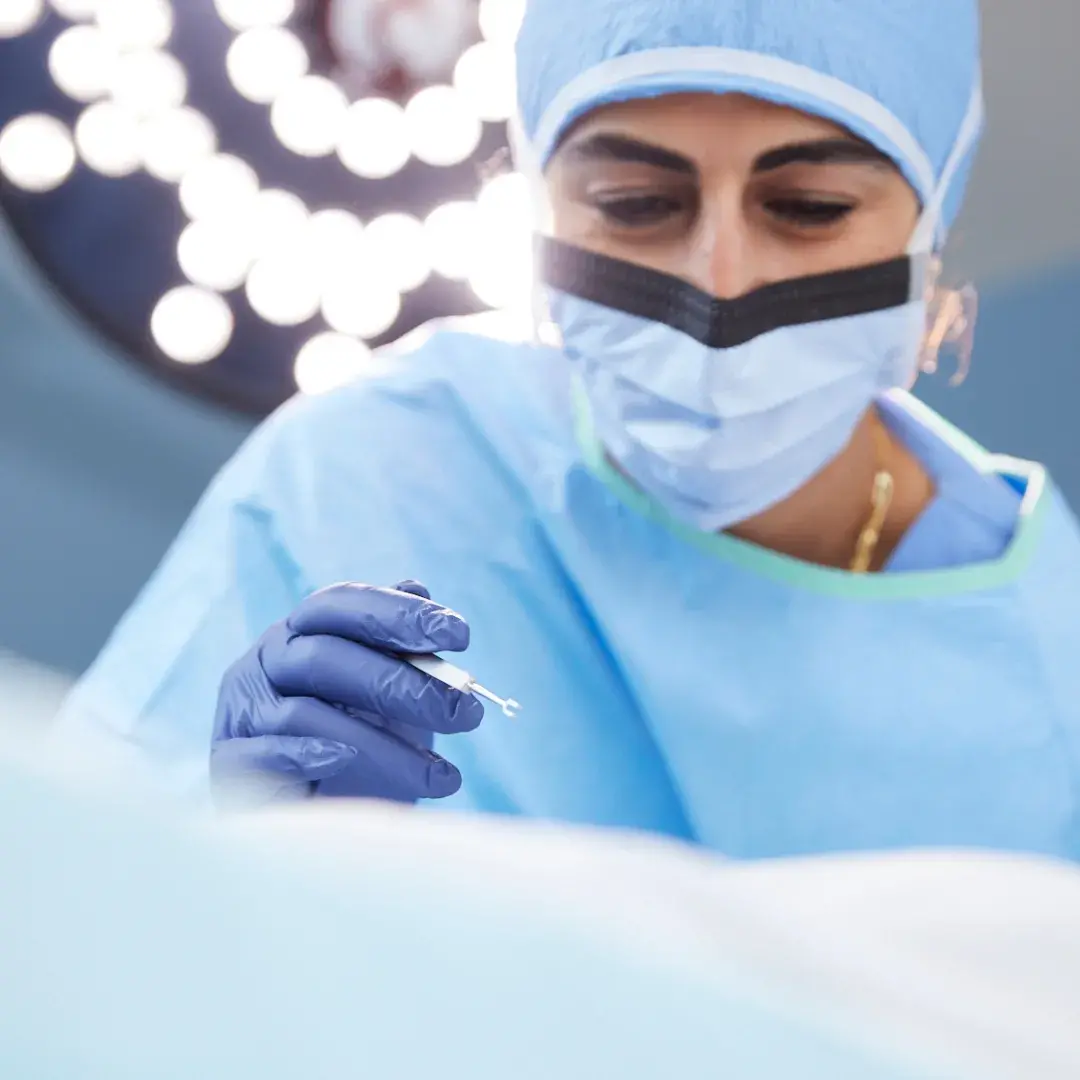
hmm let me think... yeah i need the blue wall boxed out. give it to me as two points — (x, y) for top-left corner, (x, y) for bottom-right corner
(0, 238), (1078, 676)
(917, 260), (1080, 490)
(0, 236), (251, 674)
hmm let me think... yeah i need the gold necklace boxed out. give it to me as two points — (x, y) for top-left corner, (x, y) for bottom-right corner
(850, 427), (895, 574)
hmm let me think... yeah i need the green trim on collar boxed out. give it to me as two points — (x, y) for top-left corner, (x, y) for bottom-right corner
(572, 380), (1048, 600)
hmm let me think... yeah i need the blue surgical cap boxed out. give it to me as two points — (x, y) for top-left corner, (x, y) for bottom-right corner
(515, 0), (983, 233)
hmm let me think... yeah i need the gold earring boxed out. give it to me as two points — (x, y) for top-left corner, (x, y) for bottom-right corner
(920, 283), (979, 386)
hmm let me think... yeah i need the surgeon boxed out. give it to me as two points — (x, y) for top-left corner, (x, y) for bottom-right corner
(54, 0), (1080, 858)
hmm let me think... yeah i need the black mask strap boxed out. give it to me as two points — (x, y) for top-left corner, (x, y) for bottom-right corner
(539, 238), (916, 349)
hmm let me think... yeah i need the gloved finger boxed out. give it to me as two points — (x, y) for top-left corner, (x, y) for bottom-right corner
(393, 580), (431, 600)
(263, 626), (484, 734)
(262, 696), (462, 798)
(209, 735), (357, 809)
(213, 733), (358, 781)
(289, 583), (469, 654)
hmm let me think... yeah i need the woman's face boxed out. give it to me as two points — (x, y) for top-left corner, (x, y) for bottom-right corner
(545, 93), (921, 298)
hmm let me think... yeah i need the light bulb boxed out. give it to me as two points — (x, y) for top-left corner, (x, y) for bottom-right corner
(226, 26), (308, 104)
(336, 98), (410, 179)
(0, 0), (44, 39)
(151, 286), (234, 363)
(294, 333), (383, 395)
(74, 101), (141, 176)
(0, 113), (76, 192)
(404, 85), (481, 167)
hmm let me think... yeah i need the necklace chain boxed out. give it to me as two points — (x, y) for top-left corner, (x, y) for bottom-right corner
(850, 425), (896, 574)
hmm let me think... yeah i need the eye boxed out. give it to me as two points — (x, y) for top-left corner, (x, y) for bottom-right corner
(766, 198), (855, 226)
(591, 193), (690, 227)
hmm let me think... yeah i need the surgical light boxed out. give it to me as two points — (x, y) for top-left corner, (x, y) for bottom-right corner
(477, 0), (525, 46)
(245, 248), (323, 326)
(361, 212), (430, 292)
(177, 218), (254, 292)
(0, 0), (43, 39)
(423, 200), (479, 280)
(1, 0), (524, 411)
(226, 26), (309, 104)
(108, 48), (188, 117)
(138, 105), (216, 182)
(150, 286), (235, 364)
(452, 41), (515, 123)
(269, 75), (349, 158)
(466, 172), (533, 311)
(404, 84), (481, 167)
(320, 268), (401, 339)
(336, 97), (411, 179)
(305, 208), (366, 273)
(293, 332), (375, 395)
(241, 188), (309, 256)
(47, 25), (119, 102)
(178, 153), (259, 221)
(74, 100), (142, 176)
(47, 0), (97, 19)
(213, 0), (294, 32)
(0, 114), (77, 192)
(95, 0), (174, 51)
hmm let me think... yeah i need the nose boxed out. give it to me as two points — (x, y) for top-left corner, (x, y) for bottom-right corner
(688, 195), (769, 299)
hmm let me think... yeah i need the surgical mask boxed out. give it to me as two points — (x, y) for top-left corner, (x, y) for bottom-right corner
(536, 84), (984, 534)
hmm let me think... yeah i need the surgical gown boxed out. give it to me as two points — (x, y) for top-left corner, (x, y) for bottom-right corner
(53, 315), (1080, 858)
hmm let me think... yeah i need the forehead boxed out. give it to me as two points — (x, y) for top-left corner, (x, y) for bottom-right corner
(560, 92), (853, 159)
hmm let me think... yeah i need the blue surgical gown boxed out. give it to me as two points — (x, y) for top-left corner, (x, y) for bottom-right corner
(53, 314), (1080, 859)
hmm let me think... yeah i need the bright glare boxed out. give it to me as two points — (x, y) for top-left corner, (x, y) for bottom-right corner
(361, 213), (430, 292)
(226, 26), (308, 104)
(478, 0), (525, 46)
(321, 270), (401, 339)
(293, 333), (379, 395)
(177, 218), (254, 291)
(74, 101), (141, 176)
(48, 0), (96, 18)
(139, 106), (217, 182)
(179, 188), (310, 300)
(424, 200), (479, 280)
(468, 172), (534, 310)
(48, 25), (119, 103)
(213, 0), (293, 31)
(306, 209), (365, 275)
(95, 0), (173, 50)
(270, 75), (348, 157)
(0, 114), (76, 192)
(0, 0), (43, 38)
(241, 188), (309, 257)
(109, 49), (187, 117)
(453, 41), (516, 123)
(179, 153), (259, 221)
(151, 286), (234, 364)
(404, 85), (481, 167)
(336, 98), (410, 179)
(467, 233), (533, 311)
(246, 249), (322, 326)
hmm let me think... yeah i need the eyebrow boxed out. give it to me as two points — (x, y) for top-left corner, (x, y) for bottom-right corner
(753, 138), (896, 173)
(562, 132), (895, 175)
(562, 133), (698, 174)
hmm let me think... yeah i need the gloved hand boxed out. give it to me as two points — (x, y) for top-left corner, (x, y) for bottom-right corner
(210, 581), (483, 808)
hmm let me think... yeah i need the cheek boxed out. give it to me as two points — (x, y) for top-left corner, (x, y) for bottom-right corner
(800, 199), (921, 273)
(862, 189), (922, 256)
(876, 205), (921, 255)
